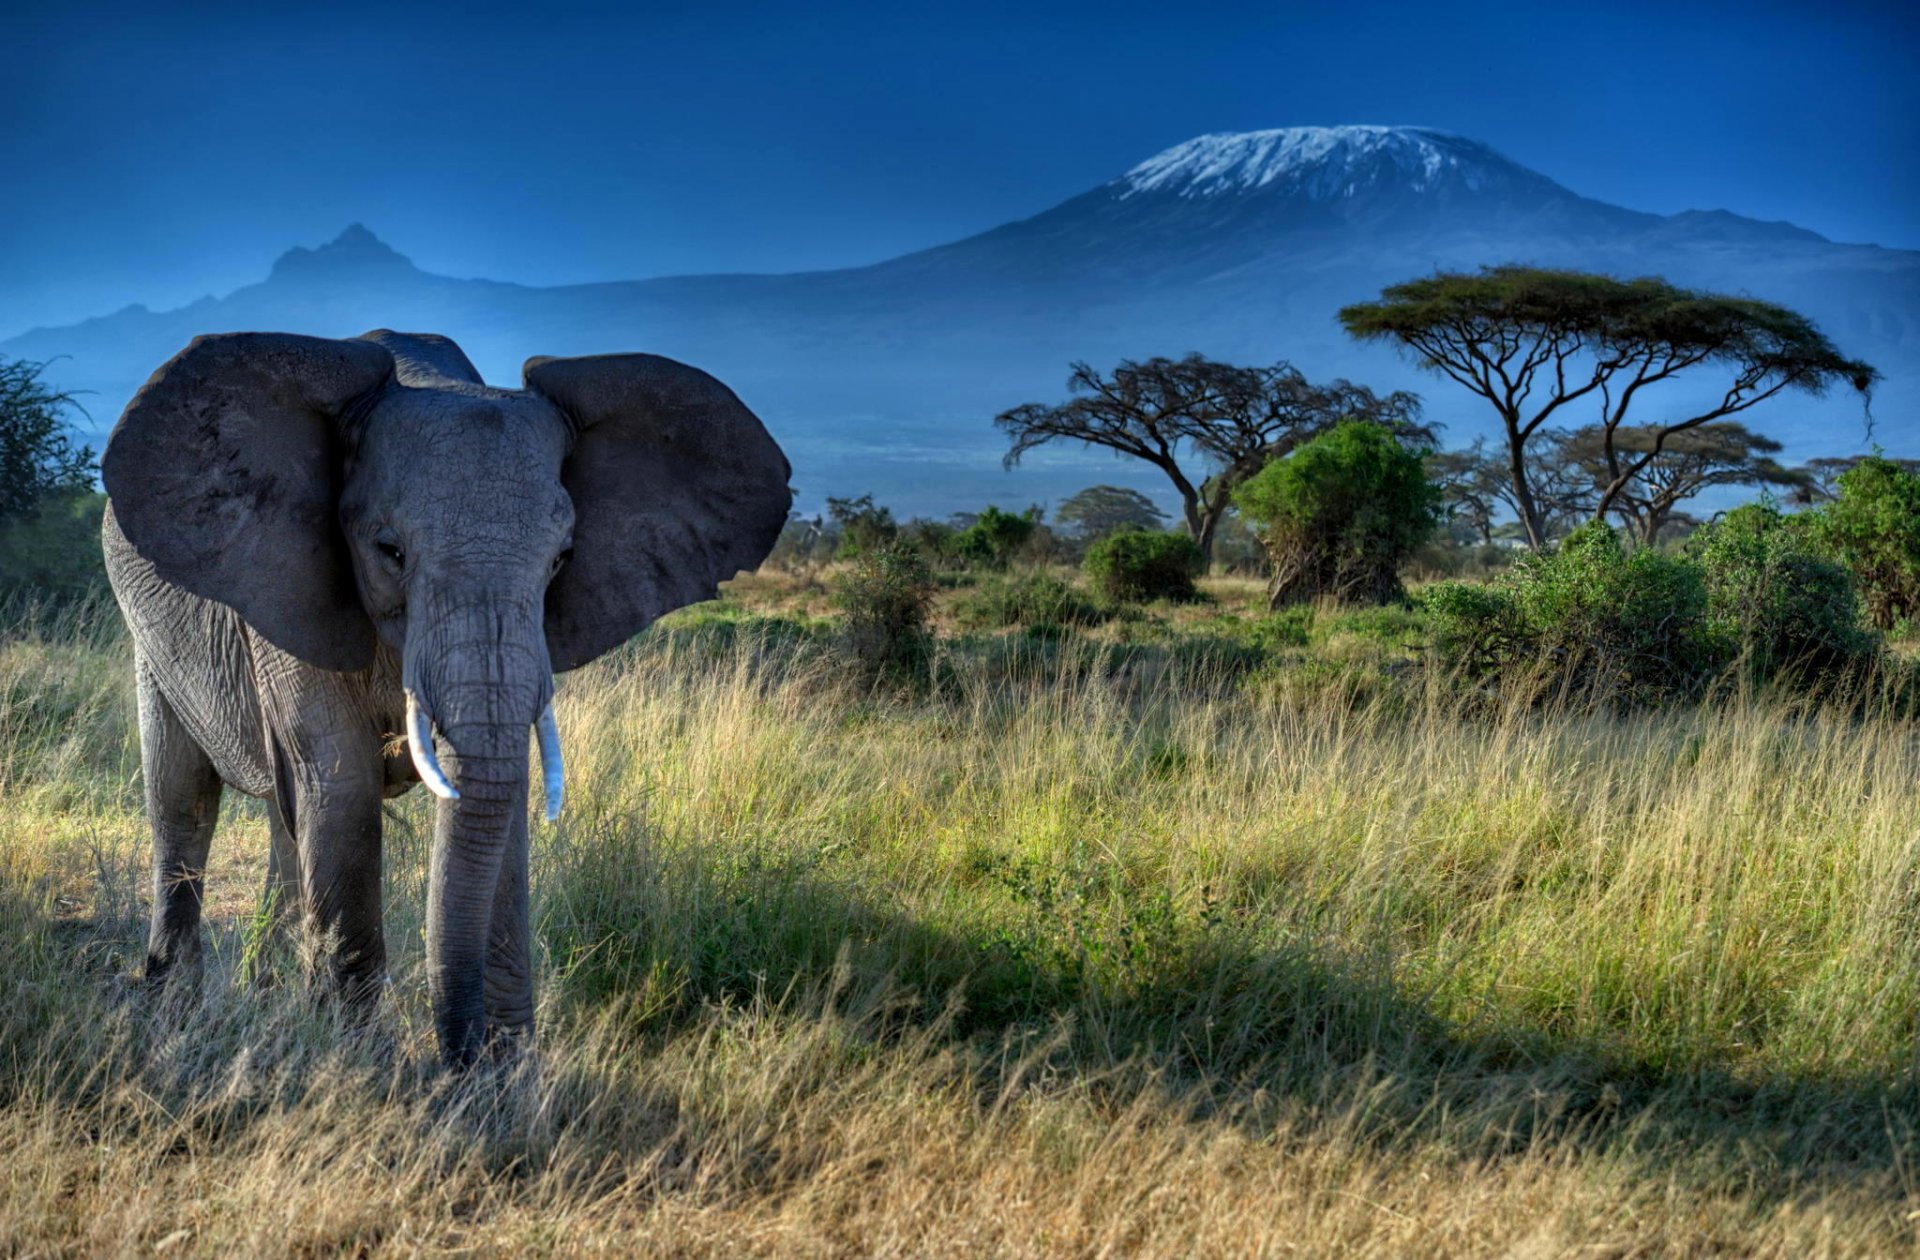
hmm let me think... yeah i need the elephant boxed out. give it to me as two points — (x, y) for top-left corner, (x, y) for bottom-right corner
(100, 329), (791, 1068)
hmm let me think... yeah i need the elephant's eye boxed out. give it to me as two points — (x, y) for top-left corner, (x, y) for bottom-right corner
(376, 539), (406, 570)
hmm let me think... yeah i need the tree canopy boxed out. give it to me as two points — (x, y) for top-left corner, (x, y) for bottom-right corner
(1340, 266), (1876, 548)
(1808, 455), (1920, 630)
(1232, 421), (1441, 609)
(1053, 485), (1168, 539)
(1, 358), (93, 523)
(996, 354), (1427, 565)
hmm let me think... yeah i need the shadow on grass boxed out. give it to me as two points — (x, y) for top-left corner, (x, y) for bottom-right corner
(7, 838), (1912, 1221)
(540, 841), (1918, 1210)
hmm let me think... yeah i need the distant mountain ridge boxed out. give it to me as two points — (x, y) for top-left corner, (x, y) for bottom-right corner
(7, 126), (1914, 515)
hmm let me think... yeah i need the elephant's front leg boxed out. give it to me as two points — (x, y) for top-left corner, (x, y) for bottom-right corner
(483, 803), (533, 1056)
(267, 727), (388, 1006)
(136, 658), (224, 984)
(293, 773), (388, 1006)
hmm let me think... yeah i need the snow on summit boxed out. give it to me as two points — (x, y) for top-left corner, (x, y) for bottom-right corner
(1117, 125), (1529, 200)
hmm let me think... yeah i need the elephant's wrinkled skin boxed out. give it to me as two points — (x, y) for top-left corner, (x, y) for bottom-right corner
(101, 330), (791, 1067)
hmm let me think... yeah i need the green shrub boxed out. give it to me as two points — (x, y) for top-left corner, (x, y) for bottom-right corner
(0, 489), (107, 603)
(1690, 503), (1878, 678)
(1084, 529), (1202, 603)
(1808, 456), (1920, 630)
(946, 505), (1039, 569)
(831, 541), (936, 684)
(1251, 606), (1315, 650)
(1232, 421), (1441, 608)
(1424, 523), (1713, 702)
(952, 572), (1106, 631)
(826, 493), (898, 559)
(1422, 581), (1529, 679)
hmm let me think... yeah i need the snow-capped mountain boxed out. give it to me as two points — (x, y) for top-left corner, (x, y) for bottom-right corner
(7, 126), (1914, 515)
(1116, 126), (1564, 203)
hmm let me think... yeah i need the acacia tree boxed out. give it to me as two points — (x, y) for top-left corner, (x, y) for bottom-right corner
(1791, 454), (1920, 506)
(1, 358), (92, 522)
(996, 355), (1425, 567)
(1053, 485), (1168, 539)
(1424, 446), (1500, 545)
(1564, 422), (1807, 544)
(1339, 267), (1876, 549)
(1430, 434), (1594, 546)
(825, 493), (897, 558)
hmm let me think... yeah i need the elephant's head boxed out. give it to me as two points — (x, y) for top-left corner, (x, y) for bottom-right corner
(101, 330), (791, 1065)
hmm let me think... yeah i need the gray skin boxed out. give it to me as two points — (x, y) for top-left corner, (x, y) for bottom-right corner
(101, 330), (790, 1068)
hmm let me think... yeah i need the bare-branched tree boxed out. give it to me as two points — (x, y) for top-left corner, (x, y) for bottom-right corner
(996, 355), (1426, 566)
(1564, 422), (1808, 544)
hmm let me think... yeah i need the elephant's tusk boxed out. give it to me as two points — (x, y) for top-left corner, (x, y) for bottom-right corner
(535, 701), (564, 823)
(405, 690), (460, 801)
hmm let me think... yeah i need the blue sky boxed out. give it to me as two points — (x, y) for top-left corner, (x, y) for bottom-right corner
(4, 0), (1915, 336)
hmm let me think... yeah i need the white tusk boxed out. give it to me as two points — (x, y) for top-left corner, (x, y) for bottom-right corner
(405, 690), (460, 801)
(535, 701), (565, 822)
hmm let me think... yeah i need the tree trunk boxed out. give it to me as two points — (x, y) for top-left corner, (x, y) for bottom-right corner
(1504, 428), (1547, 549)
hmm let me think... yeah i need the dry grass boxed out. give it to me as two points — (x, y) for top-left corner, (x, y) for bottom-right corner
(1, 593), (1917, 1257)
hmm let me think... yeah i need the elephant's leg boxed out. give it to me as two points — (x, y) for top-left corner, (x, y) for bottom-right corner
(137, 658), (223, 984)
(292, 775), (388, 1007)
(264, 718), (388, 1009)
(262, 805), (301, 926)
(483, 803), (533, 1055)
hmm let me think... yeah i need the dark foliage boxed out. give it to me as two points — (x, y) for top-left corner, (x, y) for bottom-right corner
(831, 541), (936, 684)
(997, 355), (1427, 565)
(1053, 485), (1169, 540)
(1084, 529), (1203, 603)
(1342, 266), (1876, 548)
(1807, 455), (1920, 630)
(946, 505), (1040, 569)
(826, 493), (899, 559)
(0, 358), (93, 523)
(1232, 422), (1441, 609)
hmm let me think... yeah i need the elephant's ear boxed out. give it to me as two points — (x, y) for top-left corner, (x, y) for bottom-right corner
(101, 333), (395, 672)
(524, 353), (792, 671)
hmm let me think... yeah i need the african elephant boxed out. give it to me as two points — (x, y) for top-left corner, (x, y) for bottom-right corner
(100, 330), (791, 1067)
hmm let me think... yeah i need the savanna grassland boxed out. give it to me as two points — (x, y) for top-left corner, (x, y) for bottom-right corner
(1, 570), (1916, 1257)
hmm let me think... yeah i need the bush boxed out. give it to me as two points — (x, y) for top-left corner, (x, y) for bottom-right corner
(826, 493), (898, 559)
(1690, 503), (1878, 679)
(1425, 523), (1713, 702)
(946, 505), (1039, 569)
(831, 541), (935, 684)
(1808, 456), (1920, 630)
(0, 489), (107, 603)
(1427, 518), (1888, 703)
(1, 357), (94, 523)
(1232, 421), (1441, 609)
(1422, 582), (1529, 679)
(952, 572), (1106, 631)
(1083, 530), (1202, 603)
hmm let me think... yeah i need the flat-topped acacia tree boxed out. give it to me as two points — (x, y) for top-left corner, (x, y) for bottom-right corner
(995, 354), (1426, 567)
(1564, 421), (1808, 545)
(1339, 267), (1877, 549)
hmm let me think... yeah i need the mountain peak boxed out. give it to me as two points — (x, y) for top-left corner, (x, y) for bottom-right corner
(1115, 125), (1557, 203)
(269, 224), (418, 282)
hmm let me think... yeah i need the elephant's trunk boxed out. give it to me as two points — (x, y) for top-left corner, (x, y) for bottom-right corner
(407, 591), (558, 1069)
(425, 721), (528, 1067)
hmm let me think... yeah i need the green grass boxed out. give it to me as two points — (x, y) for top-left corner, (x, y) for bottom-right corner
(1, 571), (1917, 1255)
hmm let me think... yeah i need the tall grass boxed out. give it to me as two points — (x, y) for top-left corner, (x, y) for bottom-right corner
(1, 606), (1916, 1256)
